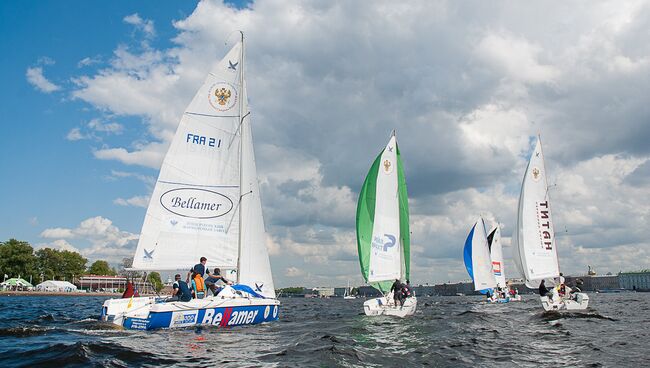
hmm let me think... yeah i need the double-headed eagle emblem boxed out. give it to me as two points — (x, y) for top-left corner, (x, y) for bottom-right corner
(532, 167), (540, 180)
(383, 159), (392, 172)
(215, 87), (232, 106)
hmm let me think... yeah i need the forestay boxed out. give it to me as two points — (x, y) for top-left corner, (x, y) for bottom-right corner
(463, 217), (497, 292)
(512, 137), (560, 288)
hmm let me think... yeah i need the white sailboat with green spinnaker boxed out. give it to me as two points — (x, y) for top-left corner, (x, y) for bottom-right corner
(356, 131), (416, 317)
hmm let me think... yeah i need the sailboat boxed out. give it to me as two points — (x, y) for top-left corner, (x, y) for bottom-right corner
(356, 131), (416, 317)
(100, 33), (280, 329)
(512, 136), (589, 311)
(487, 225), (521, 301)
(463, 217), (500, 301)
(343, 280), (356, 299)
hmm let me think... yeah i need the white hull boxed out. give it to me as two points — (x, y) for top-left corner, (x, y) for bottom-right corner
(541, 292), (589, 311)
(343, 296), (357, 300)
(363, 296), (417, 317)
(508, 295), (522, 302)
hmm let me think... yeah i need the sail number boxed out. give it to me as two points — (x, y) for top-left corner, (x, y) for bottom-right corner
(187, 133), (221, 148)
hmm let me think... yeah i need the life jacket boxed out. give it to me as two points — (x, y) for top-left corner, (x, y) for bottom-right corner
(192, 274), (205, 299)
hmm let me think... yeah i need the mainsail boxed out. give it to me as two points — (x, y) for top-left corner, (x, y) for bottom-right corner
(512, 137), (560, 289)
(487, 225), (506, 288)
(356, 133), (410, 293)
(463, 217), (497, 292)
(131, 39), (275, 298)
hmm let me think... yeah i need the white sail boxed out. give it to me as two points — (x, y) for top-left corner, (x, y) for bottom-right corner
(464, 217), (497, 291)
(237, 78), (276, 298)
(513, 137), (560, 288)
(487, 225), (506, 288)
(367, 135), (402, 283)
(132, 41), (275, 301)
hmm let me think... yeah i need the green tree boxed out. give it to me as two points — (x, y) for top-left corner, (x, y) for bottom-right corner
(0, 239), (37, 281)
(36, 248), (87, 282)
(148, 271), (164, 293)
(35, 248), (62, 281)
(59, 250), (87, 281)
(87, 260), (116, 276)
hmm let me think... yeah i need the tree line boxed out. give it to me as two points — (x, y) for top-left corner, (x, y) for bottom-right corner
(2, 238), (125, 283)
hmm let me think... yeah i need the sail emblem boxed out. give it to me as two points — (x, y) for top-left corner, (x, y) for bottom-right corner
(143, 248), (154, 260)
(215, 88), (231, 105)
(383, 159), (393, 174)
(228, 60), (238, 71)
(208, 82), (238, 111)
(531, 167), (541, 181)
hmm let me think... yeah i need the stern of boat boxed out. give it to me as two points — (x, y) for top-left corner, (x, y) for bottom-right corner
(363, 296), (417, 317)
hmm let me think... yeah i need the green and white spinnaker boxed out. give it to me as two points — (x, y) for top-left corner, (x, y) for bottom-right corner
(356, 132), (410, 293)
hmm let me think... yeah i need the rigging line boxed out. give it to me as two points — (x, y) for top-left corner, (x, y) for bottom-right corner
(185, 112), (240, 118)
(225, 190), (253, 234)
(227, 111), (251, 149)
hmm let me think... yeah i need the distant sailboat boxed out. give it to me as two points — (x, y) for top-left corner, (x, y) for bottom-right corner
(487, 225), (520, 301)
(100, 33), (280, 329)
(356, 131), (416, 317)
(343, 280), (356, 300)
(512, 136), (588, 311)
(463, 217), (499, 301)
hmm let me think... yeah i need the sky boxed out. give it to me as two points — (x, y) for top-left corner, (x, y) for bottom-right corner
(1, 0), (649, 288)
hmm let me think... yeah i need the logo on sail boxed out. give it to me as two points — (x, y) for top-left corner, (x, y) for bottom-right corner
(531, 167), (541, 181)
(371, 234), (397, 252)
(208, 82), (238, 112)
(383, 159), (393, 174)
(160, 188), (234, 219)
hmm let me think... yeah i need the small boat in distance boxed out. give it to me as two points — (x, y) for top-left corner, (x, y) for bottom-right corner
(356, 131), (416, 317)
(343, 280), (356, 299)
(100, 33), (280, 329)
(512, 136), (589, 311)
(487, 224), (520, 301)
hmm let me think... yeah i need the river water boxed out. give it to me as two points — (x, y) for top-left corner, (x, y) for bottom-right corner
(0, 293), (648, 367)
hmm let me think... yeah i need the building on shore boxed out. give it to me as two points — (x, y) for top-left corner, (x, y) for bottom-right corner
(619, 270), (650, 291)
(36, 280), (78, 292)
(312, 287), (334, 297)
(77, 275), (154, 294)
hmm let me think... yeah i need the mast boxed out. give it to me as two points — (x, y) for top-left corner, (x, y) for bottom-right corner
(236, 31), (244, 284)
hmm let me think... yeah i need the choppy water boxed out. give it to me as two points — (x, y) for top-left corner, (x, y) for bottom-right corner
(0, 293), (648, 367)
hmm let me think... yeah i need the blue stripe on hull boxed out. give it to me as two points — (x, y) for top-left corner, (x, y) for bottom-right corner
(123, 304), (280, 330)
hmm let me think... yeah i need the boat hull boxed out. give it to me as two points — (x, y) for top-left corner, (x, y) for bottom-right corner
(101, 296), (280, 330)
(541, 292), (589, 311)
(363, 296), (417, 317)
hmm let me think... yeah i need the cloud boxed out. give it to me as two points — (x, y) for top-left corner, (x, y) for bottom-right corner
(113, 195), (150, 208)
(40, 216), (139, 264)
(123, 13), (155, 38)
(62, 0), (650, 286)
(66, 127), (86, 141)
(78, 56), (101, 68)
(26, 66), (61, 93)
(36, 239), (80, 253)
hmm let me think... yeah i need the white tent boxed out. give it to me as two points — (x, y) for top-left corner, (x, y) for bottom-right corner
(36, 280), (78, 292)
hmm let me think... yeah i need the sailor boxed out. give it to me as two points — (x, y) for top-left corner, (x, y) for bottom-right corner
(402, 280), (412, 299)
(390, 279), (404, 306)
(188, 256), (209, 281)
(170, 274), (192, 302)
(204, 268), (233, 296)
(539, 279), (552, 300)
(190, 271), (206, 299)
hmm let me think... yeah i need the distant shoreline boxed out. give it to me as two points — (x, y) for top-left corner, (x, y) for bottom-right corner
(0, 291), (157, 297)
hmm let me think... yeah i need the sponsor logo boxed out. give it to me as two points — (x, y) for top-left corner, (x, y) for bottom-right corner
(371, 234), (397, 252)
(228, 60), (238, 71)
(171, 311), (197, 327)
(383, 159), (393, 174)
(531, 167), (541, 181)
(160, 188), (233, 219)
(208, 82), (238, 112)
(492, 261), (502, 275)
(537, 200), (553, 250)
(273, 306), (278, 318)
